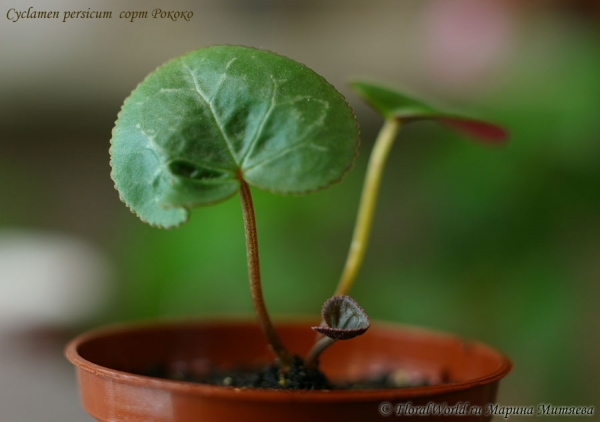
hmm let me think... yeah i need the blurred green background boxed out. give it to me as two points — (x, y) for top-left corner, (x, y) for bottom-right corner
(1, 0), (599, 419)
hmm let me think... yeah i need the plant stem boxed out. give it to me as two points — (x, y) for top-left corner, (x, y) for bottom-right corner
(334, 118), (402, 296)
(305, 336), (336, 369)
(239, 180), (291, 367)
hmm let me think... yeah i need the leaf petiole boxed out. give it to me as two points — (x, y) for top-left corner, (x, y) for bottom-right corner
(239, 179), (291, 367)
(334, 118), (402, 296)
(305, 336), (336, 368)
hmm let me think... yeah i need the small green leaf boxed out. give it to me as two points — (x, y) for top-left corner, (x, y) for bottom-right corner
(111, 46), (359, 228)
(349, 80), (507, 143)
(312, 295), (370, 340)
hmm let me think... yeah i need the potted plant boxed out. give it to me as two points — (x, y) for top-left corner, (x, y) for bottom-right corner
(66, 45), (511, 421)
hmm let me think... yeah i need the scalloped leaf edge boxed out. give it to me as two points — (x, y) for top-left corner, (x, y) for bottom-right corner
(110, 46), (362, 229)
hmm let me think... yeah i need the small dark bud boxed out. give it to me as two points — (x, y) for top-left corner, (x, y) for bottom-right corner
(312, 295), (370, 340)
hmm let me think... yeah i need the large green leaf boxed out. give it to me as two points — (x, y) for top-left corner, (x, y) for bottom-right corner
(349, 80), (507, 143)
(111, 46), (359, 228)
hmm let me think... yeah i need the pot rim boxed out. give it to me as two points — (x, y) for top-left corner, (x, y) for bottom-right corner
(65, 318), (512, 402)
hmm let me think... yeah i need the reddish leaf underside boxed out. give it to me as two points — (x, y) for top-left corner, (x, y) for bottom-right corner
(440, 118), (508, 144)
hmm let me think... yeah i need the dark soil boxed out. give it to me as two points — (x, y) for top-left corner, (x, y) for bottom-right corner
(136, 355), (430, 390)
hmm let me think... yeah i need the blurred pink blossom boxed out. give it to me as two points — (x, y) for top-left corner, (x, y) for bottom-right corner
(421, 0), (516, 91)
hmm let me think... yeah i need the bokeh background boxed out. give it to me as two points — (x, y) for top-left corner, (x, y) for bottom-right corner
(1, 0), (599, 420)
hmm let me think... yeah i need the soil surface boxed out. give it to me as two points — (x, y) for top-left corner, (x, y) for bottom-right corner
(137, 355), (430, 390)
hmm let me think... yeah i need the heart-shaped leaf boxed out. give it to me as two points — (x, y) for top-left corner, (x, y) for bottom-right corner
(349, 80), (506, 143)
(111, 46), (359, 228)
(312, 295), (370, 340)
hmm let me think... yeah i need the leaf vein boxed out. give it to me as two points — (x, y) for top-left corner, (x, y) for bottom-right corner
(240, 76), (278, 168)
(243, 138), (324, 174)
(183, 64), (238, 166)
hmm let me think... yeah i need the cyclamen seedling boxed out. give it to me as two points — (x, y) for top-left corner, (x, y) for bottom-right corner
(110, 45), (363, 371)
(110, 45), (506, 384)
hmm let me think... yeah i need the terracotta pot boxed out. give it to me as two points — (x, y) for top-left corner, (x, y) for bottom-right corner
(65, 320), (511, 421)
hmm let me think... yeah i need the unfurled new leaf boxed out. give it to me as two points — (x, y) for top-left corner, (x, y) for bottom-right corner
(110, 46), (359, 228)
(349, 80), (507, 143)
(312, 295), (370, 340)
